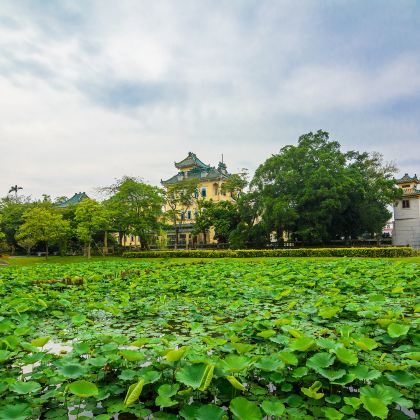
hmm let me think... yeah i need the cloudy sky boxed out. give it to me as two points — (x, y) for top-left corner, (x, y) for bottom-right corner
(0, 0), (419, 200)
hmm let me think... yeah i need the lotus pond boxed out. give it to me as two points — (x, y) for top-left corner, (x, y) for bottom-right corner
(0, 259), (418, 419)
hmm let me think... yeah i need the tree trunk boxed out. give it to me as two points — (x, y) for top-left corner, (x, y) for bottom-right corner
(87, 242), (91, 259)
(104, 231), (108, 255)
(11, 244), (15, 256)
(175, 225), (179, 249)
(45, 243), (49, 260)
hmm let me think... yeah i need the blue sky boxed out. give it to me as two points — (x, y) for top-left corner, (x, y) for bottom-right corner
(0, 0), (419, 199)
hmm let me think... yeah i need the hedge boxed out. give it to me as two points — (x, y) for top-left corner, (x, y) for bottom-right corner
(123, 246), (414, 259)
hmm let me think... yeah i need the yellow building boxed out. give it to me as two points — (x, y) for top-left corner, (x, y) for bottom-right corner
(161, 152), (234, 247)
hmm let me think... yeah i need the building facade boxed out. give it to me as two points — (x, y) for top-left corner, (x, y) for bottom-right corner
(161, 152), (234, 247)
(393, 174), (420, 248)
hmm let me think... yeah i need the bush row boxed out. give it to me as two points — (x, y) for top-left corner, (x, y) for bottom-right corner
(123, 246), (414, 259)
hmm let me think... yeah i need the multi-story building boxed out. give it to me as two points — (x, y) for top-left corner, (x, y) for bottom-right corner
(393, 173), (420, 248)
(161, 152), (234, 247)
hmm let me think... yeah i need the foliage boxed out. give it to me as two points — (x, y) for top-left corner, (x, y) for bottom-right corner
(75, 199), (109, 258)
(123, 246), (414, 258)
(0, 258), (418, 418)
(15, 207), (70, 258)
(193, 200), (240, 243)
(103, 177), (164, 249)
(252, 130), (400, 243)
(164, 178), (199, 248)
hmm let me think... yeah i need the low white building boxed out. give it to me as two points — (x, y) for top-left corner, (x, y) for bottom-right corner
(393, 174), (420, 248)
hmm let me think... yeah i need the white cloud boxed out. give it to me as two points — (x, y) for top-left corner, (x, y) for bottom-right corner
(0, 0), (419, 199)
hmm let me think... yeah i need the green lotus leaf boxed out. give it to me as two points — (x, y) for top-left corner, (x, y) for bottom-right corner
(124, 379), (144, 407)
(31, 336), (50, 347)
(0, 403), (31, 420)
(331, 373), (356, 385)
(255, 355), (284, 372)
(325, 394), (341, 404)
(0, 350), (11, 363)
(68, 380), (98, 398)
(317, 367), (346, 380)
(292, 366), (309, 378)
(360, 397), (388, 420)
(401, 351), (420, 361)
(387, 323), (410, 338)
(155, 396), (178, 408)
(343, 396), (362, 409)
(349, 365), (381, 380)
(318, 306), (341, 319)
(88, 356), (109, 367)
(306, 352), (335, 369)
(323, 407), (344, 420)
(119, 349), (145, 362)
(176, 363), (208, 389)
(158, 383), (179, 398)
(261, 399), (285, 416)
(277, 351), (298, 365)
(334, 347), (358, 365)
(165, 346), (189, 362)
(229, 397), (262, 420)
(256, 329), (276, 339)
(226, 375), (246, 391)
(195, 404), (227, 420)
(10, 381), (41, 394)
(301, 381), (324, 399)
(232, 342), (255, 354)
(58, 363), (86, 378)
(289, 336), (315, 352)
(219, 355), (253, 373)
(385, 371), (419, 387)
(354, 337), (379, 351)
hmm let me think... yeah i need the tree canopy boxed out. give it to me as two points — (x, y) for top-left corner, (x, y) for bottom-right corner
(251, 130), (400, 243)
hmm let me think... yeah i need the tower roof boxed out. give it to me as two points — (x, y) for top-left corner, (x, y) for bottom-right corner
(396, 173), (418, 184)
(57, 192), (89, 208)
(174, 152), (210, 170)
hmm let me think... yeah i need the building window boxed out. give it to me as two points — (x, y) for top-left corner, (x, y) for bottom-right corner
(201, 187), (207, 197)
(213, 183), (219, 195)
(187, 210), (192, 220)
(402, 199), (410, 208)
(181, 211), (185, 220)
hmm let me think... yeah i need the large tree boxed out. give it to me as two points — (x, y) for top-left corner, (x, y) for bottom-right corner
(75, 199), (110, 258)
(16, 207), (70, 259)
(252, 130), (400, 243)
(164, 178), (199, 249)
(104, 177), (164, 250)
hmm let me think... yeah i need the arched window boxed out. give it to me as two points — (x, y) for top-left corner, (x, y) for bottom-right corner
(201, 187), (207, 197)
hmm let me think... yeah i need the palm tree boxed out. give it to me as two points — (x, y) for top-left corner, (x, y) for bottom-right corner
(8, 185), (23, 198)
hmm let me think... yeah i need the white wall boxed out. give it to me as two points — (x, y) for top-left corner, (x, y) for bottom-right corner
(393, 197), (420, 248)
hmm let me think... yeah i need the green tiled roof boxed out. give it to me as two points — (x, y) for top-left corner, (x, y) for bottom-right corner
(175, 152), (210, 170)
(162, 152), (230, 186)
(162, 166), (230, 186)
(396, 173), (418, 184)
(57, 192), (89, 208)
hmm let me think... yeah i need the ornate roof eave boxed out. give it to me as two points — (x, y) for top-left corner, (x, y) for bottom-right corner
(396, 173), (419, 184)
(174, 152), (210, 170)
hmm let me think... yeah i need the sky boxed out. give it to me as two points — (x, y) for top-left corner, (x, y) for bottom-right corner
(0, 0), (419, 200)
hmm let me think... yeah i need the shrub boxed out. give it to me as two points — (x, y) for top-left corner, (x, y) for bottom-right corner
(123, 246), (414, 259)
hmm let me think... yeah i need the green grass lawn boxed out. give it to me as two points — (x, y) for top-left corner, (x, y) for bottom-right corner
(1, 254), (419, 266)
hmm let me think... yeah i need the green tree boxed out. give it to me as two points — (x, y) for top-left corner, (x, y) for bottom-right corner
(104, 177), (164, 250)
(252, 130), (399, 244)
(16, 207), (70, 259)
(221, 169), (249, 201)
(75, 199), (109, 258)
(0, 196), (33, 254)
(164, 178), (199, 249)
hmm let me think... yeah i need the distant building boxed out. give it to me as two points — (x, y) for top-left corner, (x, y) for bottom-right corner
(393, 174), (420, 248)
(161, 152), (234, 247)
(56, 192), (89, 208)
